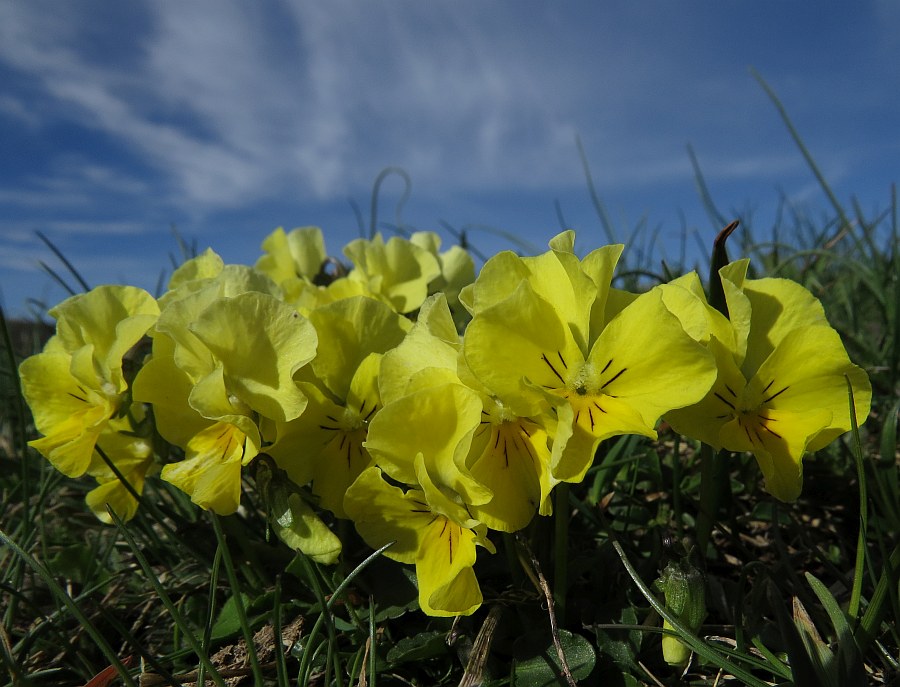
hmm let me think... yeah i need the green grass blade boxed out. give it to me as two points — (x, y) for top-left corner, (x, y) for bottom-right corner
(686, 143), (728, 231)
(576, 134), (617, 245)
(35, 230), (91, 293)
(273, 575), (290, 687)
(108, 510), (227, 687)
(751, 69), (855, 244)
(196, 544), (223, 687)
(210, 514), (264, 685)
(296, 541), (394, 685)
(846, 376), (868, 621)
(0, 527), (138, 687)
(606, 531), (771, 686)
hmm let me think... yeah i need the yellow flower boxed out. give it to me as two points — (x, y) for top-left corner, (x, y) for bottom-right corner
(462, 232), (717, 484)
(133, 268), (317, 514)
(664, 261), (872, 501)
(344, 465), (494, 617)
(343, 233), (442, 313)
(19, 285), (159, 477)
(266, 296), (410, 517)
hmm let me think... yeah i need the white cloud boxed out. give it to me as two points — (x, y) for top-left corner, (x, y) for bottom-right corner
(0, 0), (896, 221)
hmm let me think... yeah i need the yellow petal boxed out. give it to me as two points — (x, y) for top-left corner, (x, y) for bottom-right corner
(739, 276), (827, 375)
(416, 517), (483, 617)
(467, 414), (552, 532)
(585, 288), (717, 426)
(308, 296), (409, 400)
(189, 292), (316, 422)
(160, 422), (252, 514)
(365, 382), (488, 505)
(51, 285), (159, 382)
(343, 467), (433, 564)
(20, 350), (114, 477)
(463, 280), (582, 416)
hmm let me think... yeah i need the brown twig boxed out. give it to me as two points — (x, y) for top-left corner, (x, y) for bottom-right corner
(515, 534), (578, 687)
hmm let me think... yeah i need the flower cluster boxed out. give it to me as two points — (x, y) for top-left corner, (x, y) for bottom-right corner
(19, 227), (871, 616)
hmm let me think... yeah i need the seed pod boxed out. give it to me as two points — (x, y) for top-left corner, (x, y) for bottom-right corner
(657, 557), (706, 667)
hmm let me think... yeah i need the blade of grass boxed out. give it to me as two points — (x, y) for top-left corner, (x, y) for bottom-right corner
(369, 167), (411, 239)
(686, 144), (728, 231)
(210, 513), (264, 686)
(36, 230), (90, 292)
(368, 596), (376, 687)
(602, 519), (772, 686)
(298, 555), (342, 687)
(107, 510), (227, 687)
(845, 377), (868, 621)
(273, 575), (290, 687)
(751, 69), (863, 257)
(575, 134), (617, 245)
(297, 541), (395, 685)
(0, 527), (139, 687)
(196, 544), (223, 687)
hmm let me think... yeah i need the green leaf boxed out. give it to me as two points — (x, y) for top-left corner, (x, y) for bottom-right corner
(386, 631), (448, 665)
(513, 629), (596, 687)
(211, 592), (252, 640)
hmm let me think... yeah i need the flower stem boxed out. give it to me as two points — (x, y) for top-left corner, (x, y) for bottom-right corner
(554, 482), (570, 626)
(695, 444), (728, 556)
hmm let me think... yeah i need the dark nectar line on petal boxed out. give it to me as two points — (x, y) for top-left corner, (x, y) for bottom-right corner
(764, 385), (790, 404)
(541, 353), (566, 384)
(557, 350), (568, 368)
(724, 384), (737, 397)
(601, 368), (627, 389)
(740, 420), (753, 443)
(67, 392), (88, 403)
(714, 392), (736, 410)
(439, 520), (454, 565)
(760, 422), (783, 439)
(601, 359), (613, 374)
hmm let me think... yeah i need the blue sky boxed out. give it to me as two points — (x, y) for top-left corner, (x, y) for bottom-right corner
(2, 2), (898, 318)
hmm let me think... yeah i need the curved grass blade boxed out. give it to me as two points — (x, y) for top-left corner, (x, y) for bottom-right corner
(107, 510), (227, 687)
(211, 513), (264, 685)
(36, 230), (90, 292)
(0, 527), (138, 687)
(604, 524), (771, 686)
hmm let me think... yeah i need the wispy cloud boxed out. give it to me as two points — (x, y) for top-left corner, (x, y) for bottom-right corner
(1, 1), (897, 231)
(5, 0), (811, 214)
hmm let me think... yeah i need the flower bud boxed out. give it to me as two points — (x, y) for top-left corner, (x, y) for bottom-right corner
(657, 557), (706, 666)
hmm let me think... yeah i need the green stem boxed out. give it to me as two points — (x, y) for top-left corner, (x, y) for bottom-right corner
(554, 482), (570, 627)
(695, 444), (716, 556)
(672, 433), (684, 534)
